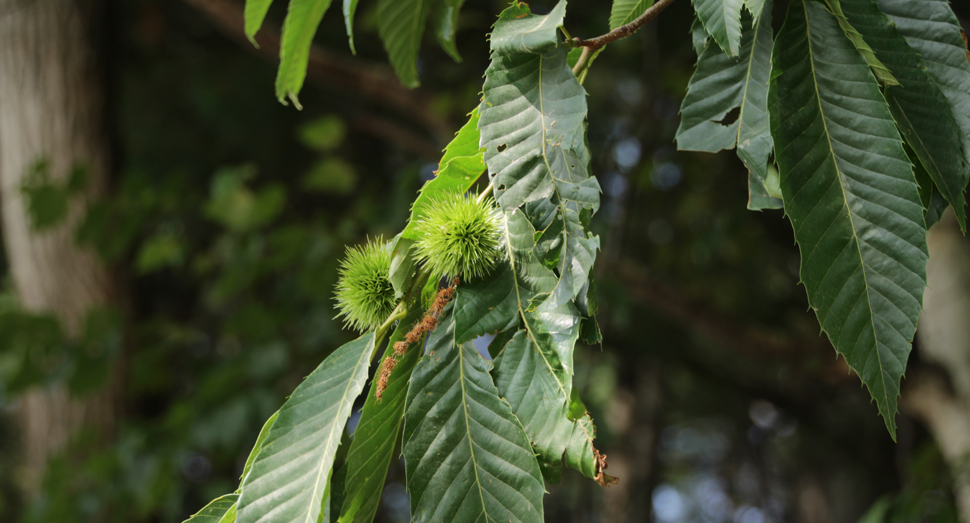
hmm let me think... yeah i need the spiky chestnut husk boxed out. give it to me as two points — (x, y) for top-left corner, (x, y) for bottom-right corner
(333, 238), (396, 332)
(413, 192), (502, 279)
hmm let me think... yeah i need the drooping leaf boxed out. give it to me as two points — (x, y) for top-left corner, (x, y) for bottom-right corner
(337, 304), (425, 523)
(433, 0), (466, 62)
(244, 0), (275, 45)
(183, 494), (239, 523)
(838, 0), (967, 231)
(768, 0), (928, 439)
(237, 333), (376, 523)
(692, 0), (745, 56)
(610, 0), (655, 30)
(479, 2), (601, 305)
(402, 306), (545, 523)
(492, 331), (599, 480)
(748, 163), (783, 211)
(454, 209), (601, 480)
(377, 0), (433, 88)
(274, 0), (337, 108)
(821, 0), (898, 86)
(480, 4), (588, 211)
(676, 4), (779, 211)
(877, 0), (970, 228)
(343, 0), (360, 54)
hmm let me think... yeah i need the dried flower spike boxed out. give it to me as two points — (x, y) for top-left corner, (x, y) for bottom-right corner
(333, 237), (396, 332)
(413, 192), (502, 279)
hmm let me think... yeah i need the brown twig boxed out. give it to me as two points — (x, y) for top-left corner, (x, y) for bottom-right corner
(575, 0), (679, 50)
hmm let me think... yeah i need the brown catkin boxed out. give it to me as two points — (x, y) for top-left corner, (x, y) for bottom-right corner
(374, 278), (460, 402)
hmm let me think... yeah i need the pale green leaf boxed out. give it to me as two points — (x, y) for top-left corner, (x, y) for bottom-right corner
(402, 109), (485, 241)
(377, 0), (433, 88)
(183, 494), (239, 523)
(388, 234), (417, 298)
(610, 0), (654, 30)
(821, 0), (898, 86)
(402, 306), (545, 523)
(877, 0), (970, 230)
(692, 0), (745, 56)
(237, 333), (376, 523)
(275, 0), (336, 107)
(488, 1), (565, 56)
(343, 0), (359, 53)
(676, 4), (779, 211)
(337, 304), (425, 523)
(244, 0), (274, 45)
(838, 0), (966, 230)
(768, 0), (927, 439)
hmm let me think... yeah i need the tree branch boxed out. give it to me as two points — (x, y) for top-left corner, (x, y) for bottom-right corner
(576, 0), (679, 50)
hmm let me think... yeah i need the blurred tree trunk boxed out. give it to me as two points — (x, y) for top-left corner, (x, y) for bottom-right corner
(0, 0), (118, 493)
(905, 210), (970, 522)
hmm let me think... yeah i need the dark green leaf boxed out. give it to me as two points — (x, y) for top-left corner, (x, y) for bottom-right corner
(492, 331), (599, 480)
(480, 3), (600, 304)
(676, 4), (778, 211)
(838, 0), (966, 230)
(237, 333), (376, 523)
(610, 0), (655, 30)
(768, 0), (927, 439)
(821, 0), (898, 86)
(377, 0), (432, 88)
(403, 307), (545, 523)
(453, 262), (521, 344)
(337, 304), (425, 523)
(876, 0), (970, 230)
(692, 0), (745, 56)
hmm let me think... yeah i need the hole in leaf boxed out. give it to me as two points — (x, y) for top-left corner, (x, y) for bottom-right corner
(714, 107), (741, 126)
(497, 143), (508, 153)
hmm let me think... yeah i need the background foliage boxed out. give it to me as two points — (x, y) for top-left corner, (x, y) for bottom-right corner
(1, 0), (969, 522)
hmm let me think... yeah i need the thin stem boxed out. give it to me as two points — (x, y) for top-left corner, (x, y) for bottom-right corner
(376, 304), (408, 342)
(572, 46), (592, 76)
(476, 182), (494, 204)
(576, 0), (678, 50)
